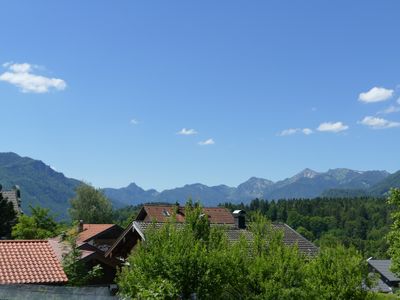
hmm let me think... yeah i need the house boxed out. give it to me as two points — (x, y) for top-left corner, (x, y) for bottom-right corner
(367, 259), (400, 293)
(1, 185), (23, 214)
(51, 222), (124, 285)
(105, 205), (319, 260)
(0, 223), (124, 287)
(0, 240), (68, 285)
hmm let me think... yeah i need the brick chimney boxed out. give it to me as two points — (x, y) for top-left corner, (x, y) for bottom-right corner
(233, 210), (246, 229)
(78, 220), (84, 233)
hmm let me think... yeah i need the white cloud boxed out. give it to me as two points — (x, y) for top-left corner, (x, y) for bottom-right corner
(198, 138), (215, 145)
(358, 87), (394, 103)
(397, 97), (400, 105)
(0, 62), (66, 93)
(278, 128), (313, 136)
(359, 116), (400, 129)
(278, 128), (299, 136)
(177, 128), (197, 135)
(130, 119), (139, 125)
(378, 105), (400, 115)
(317, 122), (349, 133)
(302, 128), (313, 135)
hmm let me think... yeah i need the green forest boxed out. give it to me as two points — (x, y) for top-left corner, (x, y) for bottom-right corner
(222, 197), (392, 258)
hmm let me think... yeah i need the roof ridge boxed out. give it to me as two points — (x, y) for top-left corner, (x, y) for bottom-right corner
(0, 240), (49, 243)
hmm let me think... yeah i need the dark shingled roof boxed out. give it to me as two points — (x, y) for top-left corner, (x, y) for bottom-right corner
(368, 260), (400, 283)
(132, 221), (319, 257)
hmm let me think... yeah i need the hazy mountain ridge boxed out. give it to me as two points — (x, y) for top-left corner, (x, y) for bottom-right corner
(0, 152), (398, 218)
(104, 168), (393, 206)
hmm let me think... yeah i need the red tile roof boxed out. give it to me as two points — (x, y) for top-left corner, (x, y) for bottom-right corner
(77, 224), (115, 243)
(0, 240), (68, 284)
(140, 205), (235, 224)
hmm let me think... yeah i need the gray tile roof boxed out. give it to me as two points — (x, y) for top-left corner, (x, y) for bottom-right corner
(0, 285), (118, 300)
(132, 221), (319, 257)
(368, 260), (400, 283)
(367, 278), (393, 293)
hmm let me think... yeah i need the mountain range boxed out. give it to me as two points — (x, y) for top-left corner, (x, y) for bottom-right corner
(0, 152), (399, 219)
(103, 168), (396, 206)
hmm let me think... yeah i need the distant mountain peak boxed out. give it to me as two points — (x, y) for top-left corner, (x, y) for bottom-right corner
(245, 177), (274, 184)
(293, 168), (319, 180)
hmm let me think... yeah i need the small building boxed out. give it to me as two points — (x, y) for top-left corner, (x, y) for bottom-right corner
(105, 205), (319, 260)
(0, 240), (68, 285)
(368, 259), (400, 293)
(1, 185), (23, 215)
(51, 222), (124, 285)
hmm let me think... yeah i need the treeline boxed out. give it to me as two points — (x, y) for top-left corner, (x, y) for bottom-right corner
(117, 203), (375, 300)
(222, 197), (392, 258)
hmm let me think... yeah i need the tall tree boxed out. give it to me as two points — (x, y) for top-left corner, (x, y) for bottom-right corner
(387, 188), (400, 275)
(0, 186), (17, 238)
(12, 205), (60, 239)
(69, 184), (113, 223)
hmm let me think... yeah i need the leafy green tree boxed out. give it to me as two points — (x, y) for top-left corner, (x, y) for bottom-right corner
(306, 245), (374, 300)
(12, 205), (60, 239)
(69, 184), (113, 223)
(62, 234), (103, 286)
(246, 213), (309, 300)
(387, 188), (400, 275)
(0, 189), (17, 238)
(117, 202), (248, 299)
(118, 201), (376, 299)
(113, 204), (141, 227)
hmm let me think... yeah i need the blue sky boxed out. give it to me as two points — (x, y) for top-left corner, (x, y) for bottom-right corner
(1, 1), (400, 190)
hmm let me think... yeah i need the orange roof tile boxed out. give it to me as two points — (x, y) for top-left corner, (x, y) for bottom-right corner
(141, 205), (235, 224)
(0, 240), (68, 284)
(77, 224), (115, 243)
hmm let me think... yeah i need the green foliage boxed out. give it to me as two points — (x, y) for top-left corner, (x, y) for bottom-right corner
(12, 205), (60, 239)
(306, 245), (374, 300)
(118, 201), (374, 299)
(62, 234), (103, 286)
(117, 202), (248, 299)
(0, 191), (17, 238)
(0, 152), (81, 220)
(223, 197), (392, 258)
(113, 204), (141, 227)
(69, 184), (113, 223)
(387, 188), (400, 276)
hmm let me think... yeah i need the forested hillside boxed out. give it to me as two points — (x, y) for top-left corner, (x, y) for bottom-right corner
(0, 152), (81, 219)
(222, 197), (392, 258)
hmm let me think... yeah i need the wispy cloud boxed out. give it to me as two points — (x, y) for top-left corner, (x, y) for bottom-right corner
(358, 87), (393, 103)
(359, 116), (400, 129)
(317, 122), (349, 133)
(130, 119), (139, 125)
(177, 128), (197, 135)
(377, 105), (400, 115)
(278, 128), (313, 136)
(0, 62), (66, 93)
(198, 138), (215, 146)
(397, 97), (400, 105)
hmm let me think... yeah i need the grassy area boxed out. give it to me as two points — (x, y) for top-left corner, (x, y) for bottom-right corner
(375, 293), (399, 300)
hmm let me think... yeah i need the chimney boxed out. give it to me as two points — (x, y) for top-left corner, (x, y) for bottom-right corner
(233, 210), (246, 229)
(78, 220), (84, 233)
